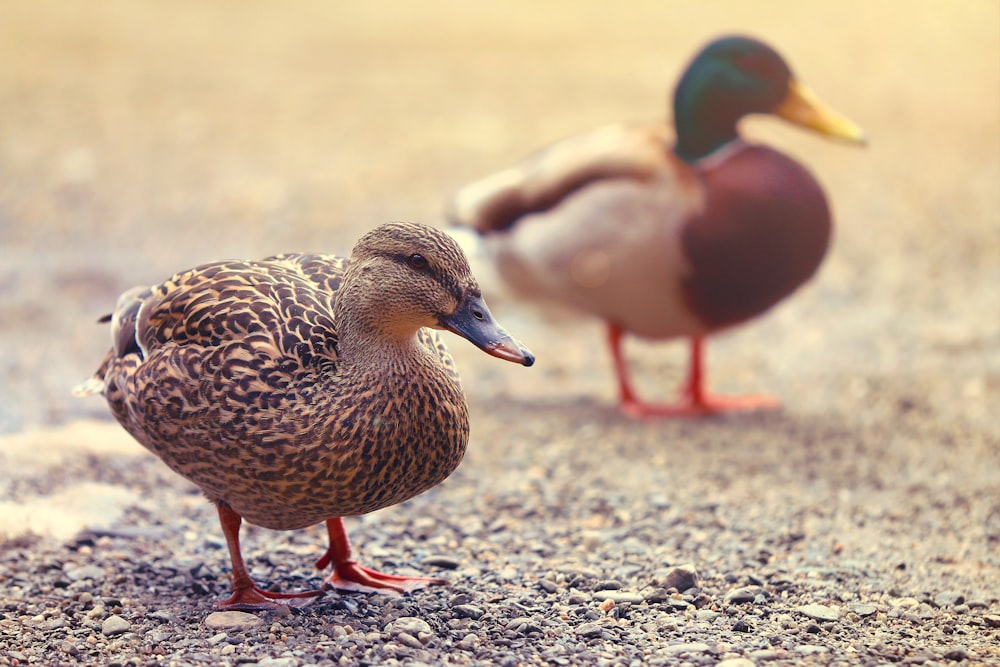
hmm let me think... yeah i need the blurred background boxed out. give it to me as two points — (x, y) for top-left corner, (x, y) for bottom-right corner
(0, 0), (997, 433)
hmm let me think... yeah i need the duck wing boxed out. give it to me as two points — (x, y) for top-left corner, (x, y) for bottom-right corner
(129, 255), (344, 365)
(88, 255), (347, 495)
(77, 255), (346, 397)
(449, 121), (677, 233)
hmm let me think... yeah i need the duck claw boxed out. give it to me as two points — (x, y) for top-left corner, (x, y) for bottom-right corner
(214, 585), (325, 611)
(326, 562), (448, 595)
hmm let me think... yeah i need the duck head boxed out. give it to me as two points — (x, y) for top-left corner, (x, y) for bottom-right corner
(673, 35), (866, 162)
(341, 222), (534, 366)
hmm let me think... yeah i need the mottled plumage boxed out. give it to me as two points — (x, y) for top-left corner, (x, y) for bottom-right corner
(78, 221), (534, 609)
(449, 35), (865, 418)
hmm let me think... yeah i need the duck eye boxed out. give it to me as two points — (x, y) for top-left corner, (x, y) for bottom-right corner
(408, 253), (428, 270)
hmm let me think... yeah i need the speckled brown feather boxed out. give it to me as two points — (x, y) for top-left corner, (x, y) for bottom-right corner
(88, 224), (476, 531)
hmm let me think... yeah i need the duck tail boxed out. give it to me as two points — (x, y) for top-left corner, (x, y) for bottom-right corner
(71, 376), (106, 397)
(72, 349), (113, 397)
(71, 309), (121, 397)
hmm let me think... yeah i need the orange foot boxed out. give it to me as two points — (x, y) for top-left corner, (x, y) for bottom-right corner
(620, 392), (780, 419)
(323, 559), (448, 595)
(314, 518), (450, 595)
(609, 329), (782, 419)
(215, 584), (324, 612)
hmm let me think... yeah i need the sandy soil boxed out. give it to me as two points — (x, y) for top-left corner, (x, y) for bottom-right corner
(1, 1), (998, 665)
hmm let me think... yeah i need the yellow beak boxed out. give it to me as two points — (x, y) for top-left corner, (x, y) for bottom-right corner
(774, 79), (867, 145)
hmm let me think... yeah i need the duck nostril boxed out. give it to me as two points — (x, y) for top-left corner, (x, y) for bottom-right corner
(471, 308), (485, 321)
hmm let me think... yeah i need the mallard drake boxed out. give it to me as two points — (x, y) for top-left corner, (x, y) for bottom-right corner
(75, 221), (534, 610)
(449, 35), (865, 418)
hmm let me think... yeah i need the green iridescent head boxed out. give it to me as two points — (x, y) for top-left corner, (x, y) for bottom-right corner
(673, 35), (866, 162)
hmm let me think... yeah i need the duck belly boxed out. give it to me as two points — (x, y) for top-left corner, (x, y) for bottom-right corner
(486, 179), (709, 340)
(109, 354), (469, 532)
(212, 397), (468, 531)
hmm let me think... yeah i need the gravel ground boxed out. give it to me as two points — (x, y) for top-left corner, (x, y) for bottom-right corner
(1, 2), (998, 666)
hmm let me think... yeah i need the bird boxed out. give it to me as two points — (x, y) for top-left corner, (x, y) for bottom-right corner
(448, 34), (866, 418)
(74, 221), (535, 610)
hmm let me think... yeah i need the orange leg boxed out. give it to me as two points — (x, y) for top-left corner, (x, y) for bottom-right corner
(607, 324), (779, 418)
(314, 518), (448, 594)
(214, 504), (323, 611)
(608, 323), (643, 410)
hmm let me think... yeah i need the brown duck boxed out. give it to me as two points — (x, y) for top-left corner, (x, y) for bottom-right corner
(76, 221), (534, 610)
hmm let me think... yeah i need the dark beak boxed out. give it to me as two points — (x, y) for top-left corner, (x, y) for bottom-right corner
(440, 293), (535, 367)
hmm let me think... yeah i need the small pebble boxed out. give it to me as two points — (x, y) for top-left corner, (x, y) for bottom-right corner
(396, 631), (424, 649)
(726, 586), (764, 604)
(386, 616), (432, 640)
(716, 659), (755, 667)
(934, 592), (965, 607)
(148, 610), (177, 623)
(101, 615), (131, 636)
(594, 580), (623, 591)
(905, 603), (937, 620)
(662, 563), (699, 591)
(662, 642), (711, 656)
(256, 658), (297, 667)
(453, 604), (484, 619)
(575, 622), (604, 638)
(750, 649), (780, 661)
(506, 616), (543, 635)
(64, 565), (106, 582)
(849, 603), (878, 617)
(797, 603), (839, 622)
(644, 588), (671, 603)
(37, 618), (68, 631)
(421, 555), (459, 569)
(593, 590), (645, 604)
(794, 645), (828, 655)
(538, 578), (558, 594)
(204, 611), (264, 630)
